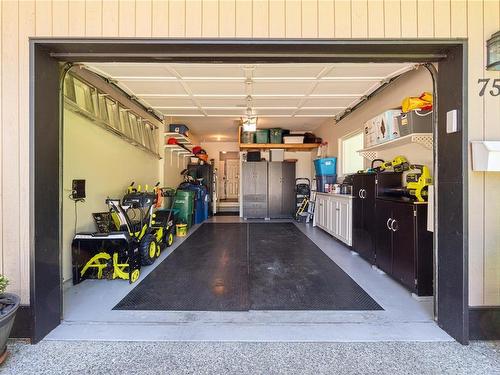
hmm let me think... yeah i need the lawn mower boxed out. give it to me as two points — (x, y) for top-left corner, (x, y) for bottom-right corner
(72, 182), (176, 285)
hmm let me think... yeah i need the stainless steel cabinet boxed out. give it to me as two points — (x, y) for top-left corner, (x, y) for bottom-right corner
(242, 161), (268, 219)
(268, 161), (296, 218)
(242, 161), (296, 219)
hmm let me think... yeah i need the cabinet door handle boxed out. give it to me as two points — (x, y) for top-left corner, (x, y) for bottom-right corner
(386, 218), (392, 230)
(358, 190), (363, 198)
(362, 189), (367, 199)
(391, 219), (398, 232)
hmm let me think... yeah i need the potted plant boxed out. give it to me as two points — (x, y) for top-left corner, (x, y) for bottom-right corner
(0, 275), (20, 364)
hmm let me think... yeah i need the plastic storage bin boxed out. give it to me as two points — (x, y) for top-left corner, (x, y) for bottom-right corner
(314, 157), (337, 176)
(283, 135), (304, 144)
(269, 128), (284, 144)
(169, 123), (189, 136)
(316, 175), (337, 193)
(397, 109), (432, 137)
(241, 131), (255, 144)
(255, 129), (270, 144)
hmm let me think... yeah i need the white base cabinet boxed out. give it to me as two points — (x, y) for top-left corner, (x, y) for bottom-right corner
(313, 193), (353, 246)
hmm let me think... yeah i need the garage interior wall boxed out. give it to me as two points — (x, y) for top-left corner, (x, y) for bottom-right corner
(315, 67), (434, 176)
(0, 0), (498, 307)
(201, 141), (241, 170)
(62, 109), (159, 283)
(163, 151), (188, 188)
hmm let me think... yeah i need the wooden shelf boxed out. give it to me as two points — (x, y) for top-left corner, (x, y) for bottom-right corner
(240, 143), (320, 151)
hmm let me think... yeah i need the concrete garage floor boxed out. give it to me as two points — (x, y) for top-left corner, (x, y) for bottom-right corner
(3, 340), (499, 374)
(49, 218), (451, 342)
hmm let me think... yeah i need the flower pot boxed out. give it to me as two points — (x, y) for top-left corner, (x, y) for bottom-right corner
(0, 293), (20, 363)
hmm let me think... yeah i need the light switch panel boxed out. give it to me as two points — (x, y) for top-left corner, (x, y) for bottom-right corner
(446, 109), (459, 133)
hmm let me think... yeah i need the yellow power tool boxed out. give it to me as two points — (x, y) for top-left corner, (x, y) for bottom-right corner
(387, 156), (410, 173)
(406, 164), (432, 202)
(359, 156), (410, 174)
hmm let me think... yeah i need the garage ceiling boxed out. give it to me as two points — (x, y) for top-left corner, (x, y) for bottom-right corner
(85, 63), (414, 142)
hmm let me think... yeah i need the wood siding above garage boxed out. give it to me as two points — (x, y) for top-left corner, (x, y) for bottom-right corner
(0, 0), (498, 306)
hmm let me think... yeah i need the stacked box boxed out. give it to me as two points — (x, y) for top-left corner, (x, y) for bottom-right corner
(255, 129), (270, 144)
(364, 109), (402, 147)
(269, 128), (284, 144)
(241, 131), (255, 144)
(397, 109), (432, 136)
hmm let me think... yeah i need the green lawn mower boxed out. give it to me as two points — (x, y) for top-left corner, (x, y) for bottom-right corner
(72, 182), (175, 285)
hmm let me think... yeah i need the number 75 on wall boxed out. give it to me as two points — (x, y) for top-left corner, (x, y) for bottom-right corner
(477, 78), (500, 96)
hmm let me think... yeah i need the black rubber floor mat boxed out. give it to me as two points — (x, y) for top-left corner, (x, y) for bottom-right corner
(114, 223), (382, 311)
(114, 223), (249, 311)
(248, 223), (382, 310)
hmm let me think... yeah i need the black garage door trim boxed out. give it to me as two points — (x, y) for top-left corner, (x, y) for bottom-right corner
(26, 38), (468, 344)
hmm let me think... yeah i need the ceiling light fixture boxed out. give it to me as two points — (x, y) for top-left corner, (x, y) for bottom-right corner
(241, 95), (257, 131)
(242, 117), (257, 131)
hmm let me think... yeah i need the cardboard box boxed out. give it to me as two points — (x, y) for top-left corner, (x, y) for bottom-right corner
(365, 110), (402, 146)
(363, 120), (377, 148)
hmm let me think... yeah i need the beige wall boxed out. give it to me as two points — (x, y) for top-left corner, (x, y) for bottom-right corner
(315, 67), (434, 176)
(0, 0), (498, 306)
(163, 150), (189, 188)
(201, 141), (241, 167)
(62, 109), (160, 283)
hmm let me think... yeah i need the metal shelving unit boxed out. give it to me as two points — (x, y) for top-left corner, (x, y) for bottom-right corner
(164, 132), (194, 158)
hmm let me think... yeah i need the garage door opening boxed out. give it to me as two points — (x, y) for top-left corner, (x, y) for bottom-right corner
(29, 39), (467, 344)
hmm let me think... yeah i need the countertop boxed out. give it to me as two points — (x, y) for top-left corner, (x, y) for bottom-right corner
(316, 192), (428, 204)
(376, 196), (429, 205)
(315, 192), (354, 199)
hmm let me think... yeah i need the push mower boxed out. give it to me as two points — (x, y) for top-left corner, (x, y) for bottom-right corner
(72, 182), (175, 285)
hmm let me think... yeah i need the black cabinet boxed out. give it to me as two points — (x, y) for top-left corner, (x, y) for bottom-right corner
(375, 199), (433, 296)
(352, 173), (401, 263)
(374, 199), (393, 273)
(352, 174), (376, 262)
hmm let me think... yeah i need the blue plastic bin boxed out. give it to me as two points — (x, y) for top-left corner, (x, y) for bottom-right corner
(314, 158), (337, 176)
(169, 123), (189, 135)
(316, 175), (337, 193)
